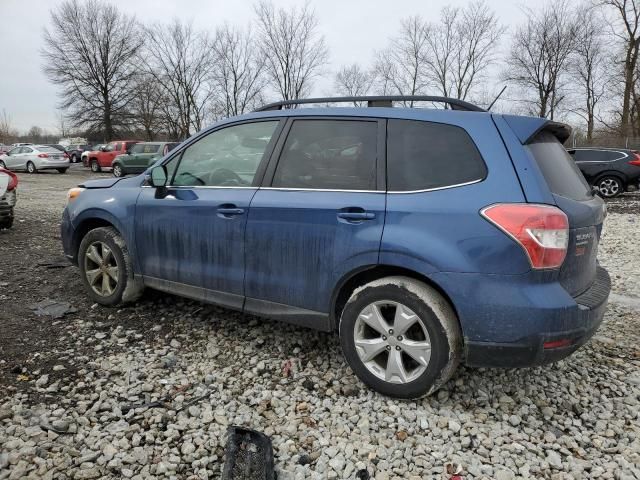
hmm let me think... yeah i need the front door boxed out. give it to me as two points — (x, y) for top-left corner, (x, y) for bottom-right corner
(245, 118), (386, 323)
(134, 120), (281, 309)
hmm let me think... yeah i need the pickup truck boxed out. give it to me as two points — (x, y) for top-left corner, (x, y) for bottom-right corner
(85, 140), (141, 172)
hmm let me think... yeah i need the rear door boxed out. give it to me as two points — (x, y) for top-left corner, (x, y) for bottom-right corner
(525, 132), (606, 296)
(244, 118), (386, 323)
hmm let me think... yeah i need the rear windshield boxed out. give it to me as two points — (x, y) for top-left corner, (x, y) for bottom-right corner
(38, 146), (63, 153)
(526, 131), (592, 201)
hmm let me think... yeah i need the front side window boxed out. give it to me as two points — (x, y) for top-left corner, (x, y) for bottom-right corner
(272, 120), (377, 190)
(172, 121), (279, 187)
(387, 119), (487, 192)
(105, 143), (116, 152)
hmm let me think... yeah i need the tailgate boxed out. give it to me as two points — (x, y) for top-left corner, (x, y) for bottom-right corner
(524, 131), (606, 296)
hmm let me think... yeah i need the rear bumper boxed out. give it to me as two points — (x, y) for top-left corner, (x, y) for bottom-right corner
(432, 266), (611, 368)
(37, 159), (70, 169)
(0, 190), (16, 221)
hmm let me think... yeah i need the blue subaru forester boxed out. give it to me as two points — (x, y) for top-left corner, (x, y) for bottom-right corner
(61, 96), (610, 398)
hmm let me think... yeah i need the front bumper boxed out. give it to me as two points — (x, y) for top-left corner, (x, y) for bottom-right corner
(432, 266), (611, 368)
(61, 207), (75, 263)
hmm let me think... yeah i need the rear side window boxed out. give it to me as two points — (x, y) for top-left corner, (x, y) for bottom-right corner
(526, 131), (592, 201)
(571, 149), (626, 162)
(272, 120), (377, 190)
(387, 119), (487, 191)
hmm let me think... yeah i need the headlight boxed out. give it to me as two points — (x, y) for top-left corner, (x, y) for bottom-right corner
(67, 187), (85, 203)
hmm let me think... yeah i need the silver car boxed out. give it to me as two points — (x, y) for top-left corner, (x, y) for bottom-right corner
(0, 145), (70, 174)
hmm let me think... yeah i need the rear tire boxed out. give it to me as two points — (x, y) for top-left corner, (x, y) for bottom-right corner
(90, 159), (101, 173)
(0, 216), (13, 229)
(595, 175), (624, 198)
(78, 227), (143, 306)
(57, 168), (68, 174)
(26, 161), (37, 174)
(339, 276), (461, 399)
(0, 160), (5, 169)
(71, 154), (79, 163)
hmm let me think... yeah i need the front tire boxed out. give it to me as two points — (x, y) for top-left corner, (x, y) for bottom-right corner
(339, 276), (461, 399)
(78, 227), (143, 306)
(596, 175), (624, 198)
(112, 164), (124, 177)
(57, 168), (68, 174)
(90, 159), (101, 173)
(26, 161), (37, 174)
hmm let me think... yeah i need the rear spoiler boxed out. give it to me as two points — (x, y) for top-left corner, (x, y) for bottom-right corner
(500, 114), (572, 144)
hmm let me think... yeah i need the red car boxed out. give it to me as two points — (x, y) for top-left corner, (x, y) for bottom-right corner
(85, 140), (141, 172)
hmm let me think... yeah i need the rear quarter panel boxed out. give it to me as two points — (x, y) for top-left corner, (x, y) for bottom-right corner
(381, 112), (530, 275)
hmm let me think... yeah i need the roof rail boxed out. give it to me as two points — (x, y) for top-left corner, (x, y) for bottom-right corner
(254, 96), (486, 112)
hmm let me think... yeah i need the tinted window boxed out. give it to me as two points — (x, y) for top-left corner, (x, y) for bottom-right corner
(571, 149), (625, 162)
(172, 121), (279, 187)
(387, 120), (486, 191)
(130, 144), (146, 154)
(38, 146), (63, 153)
(272, 120), (377, 190)
(526, 131), (592, 201)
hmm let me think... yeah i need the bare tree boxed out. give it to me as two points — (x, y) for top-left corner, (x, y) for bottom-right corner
(373, 16), (431, 104)
(334, 64), (372, 105)
(504, 0), (578, 119)
(131, 74), (165, 140)
(570, 5), (610, 141)
(41, 0), (142, 140)
(212, 24), (266, 117)
(0, 110), (14, 145)
(141, 20), (214, 139)
(254, 1), (329, 101)
(597, 0), (640, 137)
(440, 1), (504, 100)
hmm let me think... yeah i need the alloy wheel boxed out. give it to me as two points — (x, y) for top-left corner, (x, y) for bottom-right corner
(598, 178), (620, 197)
(353, 301), (431, 384)
(113, 165), (122, 177)
(84, 241), (119, 297)
(27, 162), (35, 173)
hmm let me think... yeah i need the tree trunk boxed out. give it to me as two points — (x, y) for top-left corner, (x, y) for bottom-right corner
(103, 96), (114, 141)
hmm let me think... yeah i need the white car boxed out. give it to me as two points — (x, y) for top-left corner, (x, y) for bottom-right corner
(0, 168), (17, 229)
(0, 145), (70, 174)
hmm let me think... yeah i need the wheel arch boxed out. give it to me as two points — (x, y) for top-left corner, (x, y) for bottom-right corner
(594, 171), (627, 185)
(71, 215), (120, 263)
(330, 265), (462, 335)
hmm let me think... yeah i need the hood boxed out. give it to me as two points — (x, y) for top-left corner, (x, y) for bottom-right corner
(79, 177), (123, 189)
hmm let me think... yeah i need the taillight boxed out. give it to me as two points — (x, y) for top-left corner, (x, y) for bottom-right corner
(481, 204), (569, 269)
(38, 153), (49, 158)
(64, 152), (69, 158)
(628, 152), (640, 166)
(1, 169), (18, 191)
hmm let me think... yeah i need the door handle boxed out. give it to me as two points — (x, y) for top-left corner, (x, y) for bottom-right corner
(217, 204), (245, 217)
(337, 209), (376, 222)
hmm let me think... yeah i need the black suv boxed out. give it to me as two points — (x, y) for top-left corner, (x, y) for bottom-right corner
(568, 147), (640, 197)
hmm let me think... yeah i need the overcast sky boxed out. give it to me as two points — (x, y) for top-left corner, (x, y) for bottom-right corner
(0, 0), (526, 134)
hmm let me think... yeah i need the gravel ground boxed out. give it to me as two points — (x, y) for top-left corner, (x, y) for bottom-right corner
(0, 168), (639, 480)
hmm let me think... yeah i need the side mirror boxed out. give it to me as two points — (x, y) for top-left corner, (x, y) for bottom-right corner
(99, 146), (106, 152)
(149, 165), (168, 187)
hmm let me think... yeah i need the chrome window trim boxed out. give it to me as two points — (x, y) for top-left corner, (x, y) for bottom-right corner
(140, 180), (480, 193)
(259, 187), (382, 193)
(387, 178), (483, 194)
